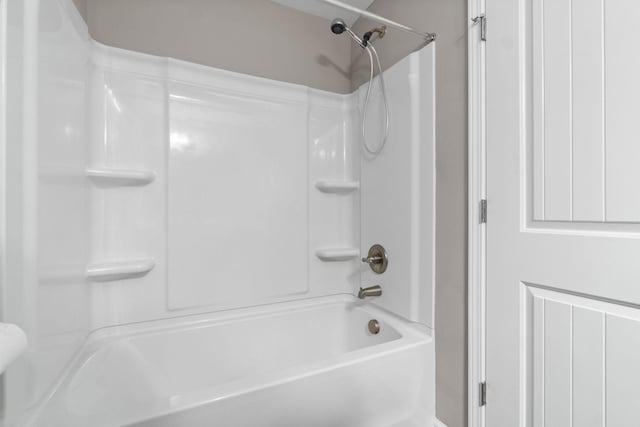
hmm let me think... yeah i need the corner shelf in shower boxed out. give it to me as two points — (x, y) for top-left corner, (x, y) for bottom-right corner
(315, 248), (360, 262)
(314, 180), (360, 194)
(86, 168), (156, 186)
(86, 258), (155, 282)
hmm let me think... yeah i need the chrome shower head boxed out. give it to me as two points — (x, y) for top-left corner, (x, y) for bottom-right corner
(330, 18), (347, 35)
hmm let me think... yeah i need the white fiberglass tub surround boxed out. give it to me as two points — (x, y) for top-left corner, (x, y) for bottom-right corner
(1, 0), (435, 425)
(34, 296), (434, 427)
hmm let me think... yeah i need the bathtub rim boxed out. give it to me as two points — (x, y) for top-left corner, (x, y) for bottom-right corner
(86, 293), (430, 345)
(27, 294), (434, 426)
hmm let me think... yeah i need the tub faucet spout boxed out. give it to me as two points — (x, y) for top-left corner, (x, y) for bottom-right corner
(358, 285), (382, 299)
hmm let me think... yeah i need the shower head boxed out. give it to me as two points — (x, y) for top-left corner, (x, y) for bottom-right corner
(330, 18), (366, 48)
(330, 18), (347, 35)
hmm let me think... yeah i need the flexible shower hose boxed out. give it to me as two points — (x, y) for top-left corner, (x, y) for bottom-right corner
(361, 43), (389, 156)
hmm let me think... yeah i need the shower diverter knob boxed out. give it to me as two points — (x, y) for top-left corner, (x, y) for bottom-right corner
(361, 244), (388, 274)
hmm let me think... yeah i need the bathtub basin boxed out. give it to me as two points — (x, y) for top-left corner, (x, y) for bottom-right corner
(31, 295), (434, 427)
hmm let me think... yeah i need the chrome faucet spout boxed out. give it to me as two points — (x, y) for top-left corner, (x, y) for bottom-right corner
(358, 285), (382, 299)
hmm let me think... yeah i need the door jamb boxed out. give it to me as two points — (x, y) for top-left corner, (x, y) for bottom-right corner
(468, 0), (486, 425)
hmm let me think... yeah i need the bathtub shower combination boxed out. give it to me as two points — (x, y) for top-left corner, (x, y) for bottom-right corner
(0, 1), (436, 426)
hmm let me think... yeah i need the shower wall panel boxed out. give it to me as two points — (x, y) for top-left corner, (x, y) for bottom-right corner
(88, 49), (168, 328)
(308, 91), (361, 297)
(167, 72), (309, 309)
(0, 0), (92, 420)
(88, 44), (360, 327)
(359, 45), (436, 327)
(35, 0), (92, 403)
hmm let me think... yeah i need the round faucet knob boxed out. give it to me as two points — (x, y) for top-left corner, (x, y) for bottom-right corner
(362, 244), (388, 274)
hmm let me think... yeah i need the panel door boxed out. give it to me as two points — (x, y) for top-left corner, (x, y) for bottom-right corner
(486, 0), (640, 425)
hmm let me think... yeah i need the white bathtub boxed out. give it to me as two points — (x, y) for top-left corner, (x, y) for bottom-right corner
(31, 295), (434, 427)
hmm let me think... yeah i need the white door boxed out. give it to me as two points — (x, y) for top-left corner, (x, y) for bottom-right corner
(486, 0), (640, 425)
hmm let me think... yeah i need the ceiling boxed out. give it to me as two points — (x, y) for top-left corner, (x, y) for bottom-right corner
(271, 0), (375, 26)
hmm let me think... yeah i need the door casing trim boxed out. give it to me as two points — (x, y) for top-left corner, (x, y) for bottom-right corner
(468, 0), (487, 425)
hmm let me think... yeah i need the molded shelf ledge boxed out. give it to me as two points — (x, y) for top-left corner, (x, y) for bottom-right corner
(86, 259), (155, 282)
(315, 180), (360, 194)
(86, 168), (156, 186)
(315, 248), (360, 262)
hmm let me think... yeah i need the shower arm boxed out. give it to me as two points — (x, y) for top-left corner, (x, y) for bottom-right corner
(316, 0), (436, 43)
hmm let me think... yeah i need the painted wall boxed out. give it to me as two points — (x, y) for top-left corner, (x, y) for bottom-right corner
(79, 0), (352, 93)
(351, 2), (468, 426)
(72, 0), (86, 20)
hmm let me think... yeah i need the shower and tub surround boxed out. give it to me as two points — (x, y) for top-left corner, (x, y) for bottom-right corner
(0, 0), (435, 425)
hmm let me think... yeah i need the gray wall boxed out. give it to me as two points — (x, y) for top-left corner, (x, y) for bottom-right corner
(72, 0), (87, 21)
(351, 2), (468, 426)
(80, 0), (352, 93)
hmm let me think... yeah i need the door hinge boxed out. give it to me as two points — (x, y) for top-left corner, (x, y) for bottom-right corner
(472, 14), (487, 41)
(480, 199), (487, 224)
(479, 381), (487, 406)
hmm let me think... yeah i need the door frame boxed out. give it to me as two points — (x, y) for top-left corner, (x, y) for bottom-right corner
(468, 0), (486, 425)
(0, 0), (8, 322)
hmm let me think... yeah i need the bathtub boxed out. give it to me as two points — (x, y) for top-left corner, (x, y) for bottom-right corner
(31, 295), (434, 427)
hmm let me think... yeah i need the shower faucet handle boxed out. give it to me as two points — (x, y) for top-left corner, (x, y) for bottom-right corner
(362, 255), (383, 264)
(361, 244), (388, 274)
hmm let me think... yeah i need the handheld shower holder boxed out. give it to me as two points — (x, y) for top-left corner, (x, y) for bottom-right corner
(362, 26), (386, 47)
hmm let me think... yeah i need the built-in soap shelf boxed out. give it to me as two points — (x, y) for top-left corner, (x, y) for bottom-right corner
(315, 248), (360, 262)
(86, 168), (156, 186)
(315, 179), (359, 194)
(86, 258), (155, 282)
